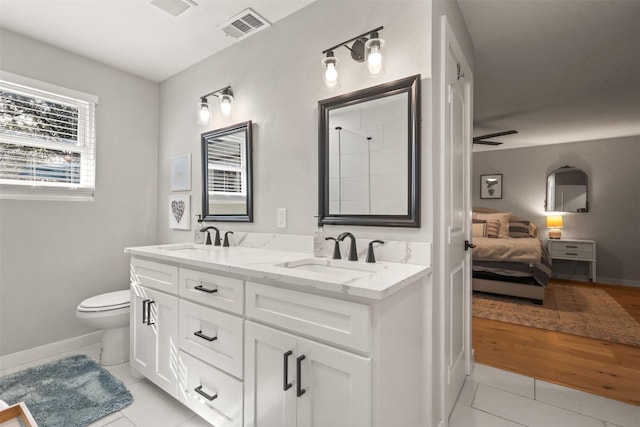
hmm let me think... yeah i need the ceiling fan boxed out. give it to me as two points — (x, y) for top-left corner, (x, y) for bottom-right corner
(472, 130), (518, 145)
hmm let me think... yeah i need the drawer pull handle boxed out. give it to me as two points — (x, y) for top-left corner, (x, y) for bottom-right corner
(195, 284), (218, 294)
(194, 330), (218, 342)
(296, 355), (306, 397)
(566, 245), (578, 248)
(194, 385), (217, 401)
(283, 351), (293, 391)
(566, 252), (578, 256)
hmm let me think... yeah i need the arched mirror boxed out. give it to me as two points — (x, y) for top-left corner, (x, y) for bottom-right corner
(545, 165), (588, 212)
(201, 121), (253, 222)
(318, 74), (420, 227)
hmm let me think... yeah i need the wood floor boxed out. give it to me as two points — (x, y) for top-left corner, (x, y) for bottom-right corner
(472, 280), (640, 406)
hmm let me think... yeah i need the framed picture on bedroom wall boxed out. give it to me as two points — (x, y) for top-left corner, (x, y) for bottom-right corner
(480, 174), (503, 199)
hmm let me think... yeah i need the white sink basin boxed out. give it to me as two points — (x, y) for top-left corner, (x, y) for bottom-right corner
(276, 258), (385, 280)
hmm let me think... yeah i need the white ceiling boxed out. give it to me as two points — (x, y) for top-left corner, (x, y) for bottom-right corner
(0, 0), (315, 82)
(459, 0), (640, 151)
(1, 0), (638, 151)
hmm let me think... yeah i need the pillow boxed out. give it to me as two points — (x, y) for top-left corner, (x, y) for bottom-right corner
(485, 220), (501, 238)
(509, 221), (532, 238)
(528, 222), (538, 237)
(472, 212), (511, 238)
(472, 223), (487, 237)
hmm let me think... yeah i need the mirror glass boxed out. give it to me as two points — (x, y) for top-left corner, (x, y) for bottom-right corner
(545, 165), (588, 212)
(201, 121), (253, 222)
(318, 75), (420, 227)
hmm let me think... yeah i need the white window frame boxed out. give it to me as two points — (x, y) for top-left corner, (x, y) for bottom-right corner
(0, 71), (98, 201)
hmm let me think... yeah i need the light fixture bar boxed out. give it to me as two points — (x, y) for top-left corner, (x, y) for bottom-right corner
(321, 26), (383, 55)
(200, 85), (232, 100)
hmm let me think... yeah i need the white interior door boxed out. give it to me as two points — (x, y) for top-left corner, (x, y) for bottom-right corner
(441, 15), (473, 420)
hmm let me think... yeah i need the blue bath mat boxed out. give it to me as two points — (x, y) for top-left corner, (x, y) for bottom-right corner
(0, 354), (133, 427)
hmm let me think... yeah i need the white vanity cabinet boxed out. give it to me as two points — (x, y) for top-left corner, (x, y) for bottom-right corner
(130, 259), (179, 397)
(244, 321), (371, 427)
(126, 246), (431, 427)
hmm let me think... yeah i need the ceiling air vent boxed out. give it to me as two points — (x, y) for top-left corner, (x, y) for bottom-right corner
(219, 8), (271, 40)
(150, 0), (198, 17)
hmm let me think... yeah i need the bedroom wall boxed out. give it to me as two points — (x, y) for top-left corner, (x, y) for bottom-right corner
(472, 135), (640, 286)
(0, 30), (160, 356)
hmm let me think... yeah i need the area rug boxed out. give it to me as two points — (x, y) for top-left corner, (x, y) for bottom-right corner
(0, 354), (133, 427)
(473, 283), (640, 347)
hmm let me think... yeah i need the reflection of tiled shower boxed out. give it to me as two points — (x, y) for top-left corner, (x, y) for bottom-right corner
(333, 126), (373, 214)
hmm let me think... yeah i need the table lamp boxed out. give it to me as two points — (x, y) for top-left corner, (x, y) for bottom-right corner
(547, 215), (564, 239)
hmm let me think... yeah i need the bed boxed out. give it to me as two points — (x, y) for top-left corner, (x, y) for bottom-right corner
(471, 208), (552, 303)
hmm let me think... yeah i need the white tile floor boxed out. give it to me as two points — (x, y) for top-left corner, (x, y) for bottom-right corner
(2, 344), (638, 426)
(451, 363), (640, 427)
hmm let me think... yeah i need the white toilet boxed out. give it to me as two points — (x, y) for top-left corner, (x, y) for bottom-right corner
(76, 290), (130, 366)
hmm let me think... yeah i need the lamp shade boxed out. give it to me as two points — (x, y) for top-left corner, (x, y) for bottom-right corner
(546, 215), (564, 229)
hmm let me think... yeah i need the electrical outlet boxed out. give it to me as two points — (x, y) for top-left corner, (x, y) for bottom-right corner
(276, 208), (287, 228)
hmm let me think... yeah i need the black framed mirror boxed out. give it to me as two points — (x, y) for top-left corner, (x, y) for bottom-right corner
(201, 121), (253, 222)
(318, 75), (420, 227)
(545, 165), (588, 212)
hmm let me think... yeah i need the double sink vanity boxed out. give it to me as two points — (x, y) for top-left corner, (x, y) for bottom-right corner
(125, 240), (431, 427)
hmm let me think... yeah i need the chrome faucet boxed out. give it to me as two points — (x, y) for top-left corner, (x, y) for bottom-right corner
(337, 232), (358, 261)
(200, 226), (221, 246)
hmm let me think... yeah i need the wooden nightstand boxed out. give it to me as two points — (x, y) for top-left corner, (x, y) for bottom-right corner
(548, 239), (597, 282)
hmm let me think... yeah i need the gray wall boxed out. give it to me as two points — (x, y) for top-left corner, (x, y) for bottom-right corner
(473, 136), (640, 285)
(0, 30), (160, 356)
(156, 0), (433, 246)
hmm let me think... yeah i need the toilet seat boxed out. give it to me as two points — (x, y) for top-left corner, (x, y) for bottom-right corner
(77, 290), (130, 313)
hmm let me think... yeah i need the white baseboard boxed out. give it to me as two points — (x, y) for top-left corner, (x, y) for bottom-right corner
(0, 331), (102, 371)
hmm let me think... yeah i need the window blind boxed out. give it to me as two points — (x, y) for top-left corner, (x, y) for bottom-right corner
(207, 136), (246, 195)
(0, 71), (97, 201)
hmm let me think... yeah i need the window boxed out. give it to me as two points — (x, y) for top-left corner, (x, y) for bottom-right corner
(0, 71), (98, 201)
(207, 135), (246, 196)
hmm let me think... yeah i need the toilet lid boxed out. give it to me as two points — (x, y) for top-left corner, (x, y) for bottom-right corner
(78, 290), (130, 311)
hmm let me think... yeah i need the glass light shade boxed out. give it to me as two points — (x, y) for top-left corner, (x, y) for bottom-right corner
(365, 37), (385, 77)
(322, 54), (340, 91)
(198, 100), (210, 125)
(219, 94), (233, 116)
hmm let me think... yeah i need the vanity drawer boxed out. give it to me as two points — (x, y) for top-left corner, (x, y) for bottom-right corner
(179, 268), (244, 314)
(550, 241), (594, 260)
(179, 299), (244, 378)
(178, 351), (243, 427)
(131, 258), (179, 295)
(245, 281), (370, 352)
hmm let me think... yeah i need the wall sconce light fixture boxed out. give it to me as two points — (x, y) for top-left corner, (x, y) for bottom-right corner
(198, 86), (233, 125)
(546, 215), (564, 239)
(321, 26), (384, 91)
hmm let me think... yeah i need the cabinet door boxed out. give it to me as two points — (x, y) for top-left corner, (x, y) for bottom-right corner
(130, 284), (179, 397)
(296, 338), (371, 427)
(130, 285), (155, 377)
(244, 321), (297, 427)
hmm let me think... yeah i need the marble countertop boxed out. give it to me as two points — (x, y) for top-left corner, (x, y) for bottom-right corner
(125, 243), (430, 300)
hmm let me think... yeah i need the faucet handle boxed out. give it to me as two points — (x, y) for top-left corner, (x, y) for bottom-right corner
(325, 237), (341, 260)
(223, 231), (234, 247)
(366, 240), (385, 263)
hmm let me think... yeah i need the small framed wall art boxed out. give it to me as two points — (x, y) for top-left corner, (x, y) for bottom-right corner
(480, 174), (503, 199)
(169, 195), (190, 230)
(171, 154), (191, 191)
